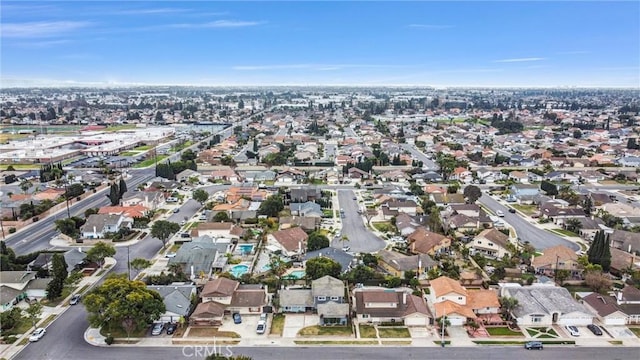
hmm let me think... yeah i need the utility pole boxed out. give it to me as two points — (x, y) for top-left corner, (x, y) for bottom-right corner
(63, 176), (71, 219)
(127, 245), (131, 281)
(441, 314), (446, 347)
(554, 255), (560, 283)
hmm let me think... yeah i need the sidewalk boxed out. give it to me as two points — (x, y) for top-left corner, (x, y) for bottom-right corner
(0, 257), (117, 360)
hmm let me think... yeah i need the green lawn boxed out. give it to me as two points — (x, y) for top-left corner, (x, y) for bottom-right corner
(512, 204), (538, 215)
(134, 145), (153, 150)
(270, 314), (285, 336)
(377, 327), (410, 338)
(298, 325), (353, 336)
(485, 327), (523, 337)
(3, 316), (35, 336)
(372, 222), (394, 233)
(104, 124), (137, 132)
(628, 327), (640, 337)
(100, 325), (147, 338)
(359, 325), (377, 338)
(295, 340), (378, 345)
(42, 286), (77, 307)
(133, 155), (168, 168)
(526, 327), (559, 338)
(550, 229), (579, 237)
(119, 151), (140, 156)
(0, 164), (39, 170)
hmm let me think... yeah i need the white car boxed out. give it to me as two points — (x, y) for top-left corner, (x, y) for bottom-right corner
(256, 320), (266, 334)
(565, 325), (580, 337)
(29, 328), (46, 342)
(496, 210), (505, 217)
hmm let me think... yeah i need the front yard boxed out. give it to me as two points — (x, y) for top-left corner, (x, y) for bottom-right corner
(485, 326), (523, 337)
(359, 325), (377, 338)
(549, 228), (579, 237)
(298, 325), (353, 337)
(377, 327), (410, 338)
(270, 314), (285, 336)
(628, 327), (640, 337)
(187, 327), (240, 338)
(526, 327), (559, 338)
(511, 204), (538, 215)
(371, 221), (395, 233)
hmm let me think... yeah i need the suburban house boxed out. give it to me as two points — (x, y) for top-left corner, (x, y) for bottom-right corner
(303, 248), (355, 272)
(279, 276), (349, 325)
(431, 193), (465, 207)
(509, 184), (540, 204)
(609, 230), (640, 255)
(468, 229), (513, 259)
(500, 284), (594, 326)
(168, 239), (231, 280)
(353, 287), (431, 326)
(290, 188), (322, 203)
(579, 292), (630, 326)
(406, 227), (451, 256)
(190, 222), (246, 240)
(80, 213), (130, 239)
(540, 200), (587, 226)
(267, 227), (309, 257)
(147, 282), (197, 323)
(289, 201), (323, 217)
(377, 250), (437, 279)
(532, 245), (583, 278)
(176, 169), (200, 183)
(279, 216), (321, 231)
(98, 204), (149, 218)
(121, 190), (164, 210)
(191, 277), (267, 326)
(428, 276), (500, 326)
(383, 200), (418, 216)
(0, 272), (50, 306)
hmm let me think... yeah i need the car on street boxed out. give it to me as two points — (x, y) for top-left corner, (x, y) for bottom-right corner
(587, 324), (603, 336)
(29, 328), (46, 342)
(70, 294), (81, 305)
(180, 220), (186, 226)
(256, 320), (266, 334)
(508, 208), (516, 213)
(233, 313), (242, 324)
(496, 210), (505, 217)
(565, 325), (580, 337)
(524, 341), (543, 350)
(342, 246), (351, 252)
(173, 208), (180, 213)
(165, 252), (177, 258)
(151, 322), (164, 336)
(352, 197), (357, 200)
(166, 323), (178, 335)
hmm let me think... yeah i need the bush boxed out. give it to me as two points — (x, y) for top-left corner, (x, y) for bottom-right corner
(105, 335), (114, 345)
(8, 228), (16, 234)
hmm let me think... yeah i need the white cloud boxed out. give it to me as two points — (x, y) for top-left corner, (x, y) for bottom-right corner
(1, 21), (93, 38)
(169, 20), (263, 29)
(493, 57), (546, 63)
(407, 24), (454, 29)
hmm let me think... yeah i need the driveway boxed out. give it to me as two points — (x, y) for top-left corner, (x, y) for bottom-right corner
(335, 190), (386, 253)
(218, 314), (261, 338)
(282, 314), (319, 338)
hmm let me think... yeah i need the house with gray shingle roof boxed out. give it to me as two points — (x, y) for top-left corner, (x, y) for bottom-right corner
(147, 282), (197, 323)
(500, 284), (594, 326)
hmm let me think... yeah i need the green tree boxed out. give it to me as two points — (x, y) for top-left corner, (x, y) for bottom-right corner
(344, 264), (377, 284)
(107, 183), (120, 206)
(499, 296), (519, 322)
(118, 178), (128, 198)
(258, 195), (284, 217)
(46, 253), (68, 300)
(86, 241), (116, 268)
(25, 302), (43, 329)
(213, 212), (231, 222)
(151, 220), (181, 249)
(83, 274), (165, 339)
(192, 189), (209, 205)
(307, 232), (330, 252)
(55, 218), (80, 238)
(463, 185), (482, 203)
(305, 257), (341, 280)
(555, 269), (570, 285)
(20, 179), (33, 194)
(564, 218), (582, 234)
(130, 258), (152, 278)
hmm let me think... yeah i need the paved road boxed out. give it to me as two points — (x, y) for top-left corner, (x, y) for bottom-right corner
(5, 168), (156, 255)
(478, 194), (579, 251)
(400, 143), (438, 170)
(335, 189), (386, 253)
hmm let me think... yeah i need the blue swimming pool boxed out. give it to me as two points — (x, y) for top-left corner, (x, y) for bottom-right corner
(284, 270), (305, 279)
(237, 244), (254, 254)
(230, 264), (250, 278)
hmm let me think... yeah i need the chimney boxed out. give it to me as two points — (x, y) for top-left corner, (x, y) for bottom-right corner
(617, 291), (623, 302)
(403, 292), (407, 305)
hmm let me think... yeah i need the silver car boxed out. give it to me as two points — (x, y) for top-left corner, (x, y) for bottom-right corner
(151, 323), (164, 336)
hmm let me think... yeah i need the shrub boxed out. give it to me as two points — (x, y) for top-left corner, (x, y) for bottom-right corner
(105, 335), (114, 345)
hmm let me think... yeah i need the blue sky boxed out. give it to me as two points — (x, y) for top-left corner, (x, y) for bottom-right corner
(1, 1), (639, 87)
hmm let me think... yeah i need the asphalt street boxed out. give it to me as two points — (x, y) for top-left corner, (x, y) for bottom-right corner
(478, 194), (580, 251)
(334, 189), (386, 253)
(400, 143), (438, 170)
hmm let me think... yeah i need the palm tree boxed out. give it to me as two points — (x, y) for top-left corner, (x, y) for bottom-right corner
(564, 218), (582, 234)
(168, 263), (183, 275)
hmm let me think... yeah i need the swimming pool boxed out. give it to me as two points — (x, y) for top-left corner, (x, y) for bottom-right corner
(284, 270), (306, 279)
(237, 244), (254, 254)
(230, 264), (250, 278)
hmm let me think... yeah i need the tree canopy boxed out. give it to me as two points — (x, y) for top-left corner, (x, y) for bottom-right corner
(83, 274), (165, 338)
(193, 189), (210, 204)
(151, 220), (181, 248)
(86, 241), (116, 268)
(257, 195), (284, 217)
(305, 257), (341, 280)
(306, 232), (330, 252)
(463, 185), (482, 203)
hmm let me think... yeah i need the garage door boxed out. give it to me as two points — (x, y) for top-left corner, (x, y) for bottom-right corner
(447, 316), (466, 326)
(405, 316), (428, 327)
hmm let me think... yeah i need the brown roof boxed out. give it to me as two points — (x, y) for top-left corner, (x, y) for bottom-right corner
(476, 228), (510, 249)
(532, 245), (578, 268)
(201, 278), (239, 298)
(467, 289), (500, 310)
(430, 276), (467, 298)
(355, 290), (431, 318)
(197, 222), (234, 231)
(407, 227), (451, 254)
(192, 301), (226, 318)
(582, 293), (622, 317)
(272, 227), (309, 252)
(230, 289), (267, 307)
(434, 301), (477, 319)
(621, 285), (640, 302)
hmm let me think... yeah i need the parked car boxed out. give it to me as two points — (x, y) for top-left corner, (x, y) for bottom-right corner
(524, 341), (543, 350)
(256, 320), (266, 334)
(565, 325), (580, 337)
(166, 323), (178, 335)
(587, 324), (603, 336)
(29, 328), (46, 342)
(165, 252), (177, 258)
(260, 313), (267, 322)
(70, 294), (81, 305)
(342, 246), (351, 252)
(180, 220), (186, 226)
(233, 313), (242, 324)
(496, 210), (505, 217)
(151, 322), (164, 336)
(173, 208), (180, 213)
(508, 208), (516, 213)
